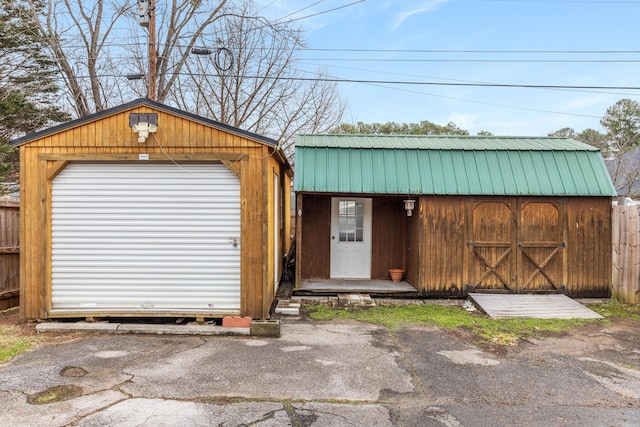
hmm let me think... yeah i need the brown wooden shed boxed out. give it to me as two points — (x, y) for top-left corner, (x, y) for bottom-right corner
(294, 135), (616, 298)
(11, 99), (292, 321)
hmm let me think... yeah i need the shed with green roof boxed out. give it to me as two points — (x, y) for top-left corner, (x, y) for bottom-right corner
(294, 134), (616, 298)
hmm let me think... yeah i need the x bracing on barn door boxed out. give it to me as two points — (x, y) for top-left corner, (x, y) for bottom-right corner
(472, 244), (513, 290)
(519, 243), (564, 291)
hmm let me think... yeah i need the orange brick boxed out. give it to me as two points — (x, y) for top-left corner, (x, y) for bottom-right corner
(222, 316), (252, 328)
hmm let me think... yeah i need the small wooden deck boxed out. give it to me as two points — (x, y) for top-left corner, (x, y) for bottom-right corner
(468, 293), (604, 319)
(295, 279), (418, 296)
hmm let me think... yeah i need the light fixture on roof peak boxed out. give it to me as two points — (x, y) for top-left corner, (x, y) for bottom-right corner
(129, 113), (158, 143)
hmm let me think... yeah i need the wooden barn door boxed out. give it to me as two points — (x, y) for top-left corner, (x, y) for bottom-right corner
(467, 197), (566, 293)
(517, 199), (566, 292)
(467, 199), (517, 291)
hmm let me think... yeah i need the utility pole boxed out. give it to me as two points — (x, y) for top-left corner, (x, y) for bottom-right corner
(147, 0), (157, 101)
(137, 0), (157, 101)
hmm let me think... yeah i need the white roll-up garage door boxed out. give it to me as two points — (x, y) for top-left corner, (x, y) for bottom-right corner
(51, 163), (241, 315)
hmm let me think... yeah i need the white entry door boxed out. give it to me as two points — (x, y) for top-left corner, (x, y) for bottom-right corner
(330, 197), (372, 279)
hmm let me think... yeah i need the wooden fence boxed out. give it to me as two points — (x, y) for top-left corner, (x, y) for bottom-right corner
(612, 205), (640, 304)
(0, 200), (19, 310)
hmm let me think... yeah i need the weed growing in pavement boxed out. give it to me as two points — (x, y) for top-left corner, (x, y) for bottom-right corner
(27, 384), (83, 404)
(306, 303), (603, 345)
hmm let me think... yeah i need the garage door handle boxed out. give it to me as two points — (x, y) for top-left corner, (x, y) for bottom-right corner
(228, 237), (240, 248)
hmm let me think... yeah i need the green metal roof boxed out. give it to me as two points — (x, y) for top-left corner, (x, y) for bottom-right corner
(294, 135), (617, 197)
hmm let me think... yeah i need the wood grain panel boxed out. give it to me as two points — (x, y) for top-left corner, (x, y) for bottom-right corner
(467, 198), (516, 292)
(567, 197), (611, 297)
(518, 199), (565, 292)
(0, 201), (20, 310)
(422, 196), (466, 296)
(300, 195), (331, 279)
(371, 197), (406, 280)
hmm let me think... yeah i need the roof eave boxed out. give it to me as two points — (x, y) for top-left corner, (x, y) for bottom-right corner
(10, 98), (278, 148)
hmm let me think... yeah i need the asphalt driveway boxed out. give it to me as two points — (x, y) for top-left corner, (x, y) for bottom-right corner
(1, 318), (639, 426)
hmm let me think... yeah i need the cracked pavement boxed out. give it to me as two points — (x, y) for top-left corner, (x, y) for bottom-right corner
(1, 320), (640, 426)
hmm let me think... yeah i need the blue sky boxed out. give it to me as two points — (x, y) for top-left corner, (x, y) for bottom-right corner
(257, 0), (640, 136)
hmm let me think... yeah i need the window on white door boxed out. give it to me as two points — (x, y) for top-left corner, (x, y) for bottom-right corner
(338, 200), (364, 242)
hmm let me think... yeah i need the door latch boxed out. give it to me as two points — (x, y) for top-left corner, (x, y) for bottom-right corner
(228, 236), (240, 248)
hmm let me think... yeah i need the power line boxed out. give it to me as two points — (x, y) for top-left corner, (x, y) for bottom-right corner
(299, 58), (640, 63)
(483, 0), (640, 3)
(217, 75), (640, 90)
(277, 0), (367, 24)
(296, 60), (640, 97)
(352, 81), (603, 119)
(6, 41), (640, 56)
(301, 48), (640, 54)
(291, 65), (607, 118)
(40, 71), (640, 91)
(274, 0), (332, 22)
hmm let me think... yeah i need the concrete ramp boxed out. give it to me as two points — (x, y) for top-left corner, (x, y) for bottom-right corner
(468, 293), (604, 319)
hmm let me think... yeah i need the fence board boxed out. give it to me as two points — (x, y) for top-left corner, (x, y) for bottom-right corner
(612, 205), (640, 304)
(0, 200), (20, 310)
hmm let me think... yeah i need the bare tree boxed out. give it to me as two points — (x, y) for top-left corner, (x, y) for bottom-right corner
(175, 1), (343, 155)
(23, 0), (344, 150)
(24, 0), (132, 115)
(25, 0), (235, 113)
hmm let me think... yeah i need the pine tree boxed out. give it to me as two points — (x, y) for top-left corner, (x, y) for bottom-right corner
(0, 0), (68, 184)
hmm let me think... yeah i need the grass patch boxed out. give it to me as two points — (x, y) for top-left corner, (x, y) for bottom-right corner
(307, 303), (594, 345)
(0, 308), (42, 364)
(587, 301), (640, 320)
(0, 324), (41, 363)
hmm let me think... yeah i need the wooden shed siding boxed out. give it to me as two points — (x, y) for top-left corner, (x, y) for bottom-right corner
(565, 197), (612, 297)
(419, 196), (466, 296)
(19, 106), (287, 320)
(299, 195), (331, 279)
(20, 147), (48, 319)
(297, 195), (407, 281)
(26, 108), (263, 150)
(371, 198), (406, 280)
(264, 154), (290, 318)
(239, 149), (267, 319)
(405, 204), (422, 287)
(416, 195), (611, 297)
(295, 192), (611, 298)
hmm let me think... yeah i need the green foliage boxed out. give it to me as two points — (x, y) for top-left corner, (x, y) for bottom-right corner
(601, 98), (640, 152)
(548, 127), (608, 155)
(0, 141), (17, 183)
(577, 128), (608, 153)
(597, 98), (640, 196)
(330, 120), (470, 135)
(547, 127), (577, 139)
(307, 303), (594, 345)
(0, 0), (69, 182)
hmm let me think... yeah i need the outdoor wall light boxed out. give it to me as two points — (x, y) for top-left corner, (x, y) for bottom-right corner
(129, 113), (158, 143)
(404, 199), (416, 216)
